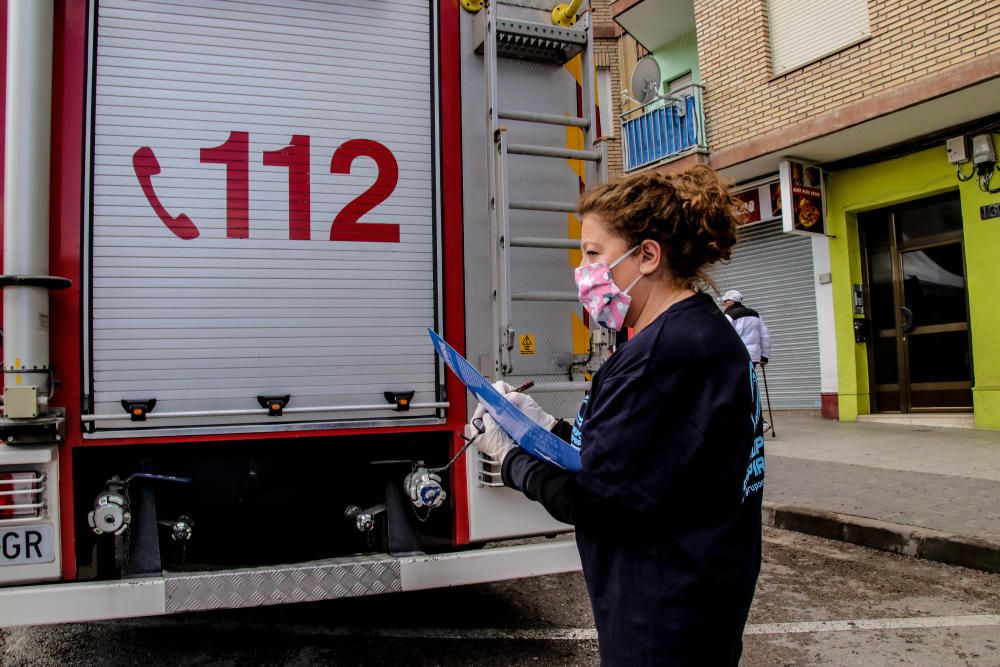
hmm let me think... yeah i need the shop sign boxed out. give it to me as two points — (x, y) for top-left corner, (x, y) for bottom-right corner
(779, 159), (826, 236)
(733, 178), (781, 226)
(733, 188), (762, 225)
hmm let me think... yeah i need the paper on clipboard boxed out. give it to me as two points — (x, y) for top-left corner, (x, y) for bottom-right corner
(428, 329), (582, 472)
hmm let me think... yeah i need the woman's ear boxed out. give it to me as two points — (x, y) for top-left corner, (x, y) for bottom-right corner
(638, 238), (662, 275)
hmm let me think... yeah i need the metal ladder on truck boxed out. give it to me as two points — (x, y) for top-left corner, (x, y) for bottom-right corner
(477, 2), (608, 484)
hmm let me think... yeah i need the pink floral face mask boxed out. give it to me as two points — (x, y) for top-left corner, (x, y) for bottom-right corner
(574, 246), (643, 331)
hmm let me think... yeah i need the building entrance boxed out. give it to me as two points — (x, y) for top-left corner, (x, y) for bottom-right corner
(860, 193), (972, 413)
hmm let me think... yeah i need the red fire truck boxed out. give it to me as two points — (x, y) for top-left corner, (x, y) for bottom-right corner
(0, 0), (609, 624)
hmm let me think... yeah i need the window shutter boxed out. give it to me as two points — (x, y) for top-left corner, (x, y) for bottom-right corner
(710, 221), (822, 409)
(87, 0), (439, 431)
(768, 0), (870, 75)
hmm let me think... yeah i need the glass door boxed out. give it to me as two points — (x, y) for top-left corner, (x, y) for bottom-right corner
(860, 193), (972, 413)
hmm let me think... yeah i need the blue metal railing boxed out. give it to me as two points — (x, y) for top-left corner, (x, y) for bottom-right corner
(621, 84), (707, 172)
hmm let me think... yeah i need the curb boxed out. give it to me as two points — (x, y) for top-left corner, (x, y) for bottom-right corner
(762, 501), (1000, 574)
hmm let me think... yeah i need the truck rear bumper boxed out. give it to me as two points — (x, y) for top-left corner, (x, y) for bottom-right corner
(0, 537), (580, 627)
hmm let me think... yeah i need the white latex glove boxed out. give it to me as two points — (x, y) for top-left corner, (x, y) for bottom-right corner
(506, 391), (557, 431)
(465, 404), (515, 463)
(488, 380), (557, 431)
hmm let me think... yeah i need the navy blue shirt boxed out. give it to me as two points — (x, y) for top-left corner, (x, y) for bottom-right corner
(503, 291), (764, 665)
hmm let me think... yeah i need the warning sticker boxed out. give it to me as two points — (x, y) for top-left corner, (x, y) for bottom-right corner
(519, 334), (536, 355)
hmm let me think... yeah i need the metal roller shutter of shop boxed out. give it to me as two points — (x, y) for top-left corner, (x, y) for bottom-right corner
(710, 220), (821, 409)
(87, 0), (438, 430)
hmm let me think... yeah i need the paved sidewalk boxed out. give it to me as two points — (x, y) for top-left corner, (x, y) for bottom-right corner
(761, 411), (1000, 572)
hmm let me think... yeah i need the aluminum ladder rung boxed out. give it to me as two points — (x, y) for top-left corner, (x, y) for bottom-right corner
(509, 200), (577, 213)
(499, 109), (589, 129)
(509, 237), (578, 250)
(512, 291), (579, 302)
(508, 144), (602, 161)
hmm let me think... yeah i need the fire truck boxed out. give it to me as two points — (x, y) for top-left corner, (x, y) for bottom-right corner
(0, 0), (610, 624)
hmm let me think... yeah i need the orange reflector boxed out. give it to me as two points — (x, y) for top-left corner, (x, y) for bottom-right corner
(132, 408), (142, 415)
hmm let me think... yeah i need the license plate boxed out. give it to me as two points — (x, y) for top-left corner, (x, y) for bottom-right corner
(0, 525), (55, 565)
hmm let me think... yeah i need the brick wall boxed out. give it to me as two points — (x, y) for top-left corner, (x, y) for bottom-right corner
(590, 0), (624, 177)
(695, 0), (1000, 153)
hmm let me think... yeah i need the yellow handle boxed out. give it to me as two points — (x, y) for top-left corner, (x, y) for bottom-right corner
(551, 0), (583, 27)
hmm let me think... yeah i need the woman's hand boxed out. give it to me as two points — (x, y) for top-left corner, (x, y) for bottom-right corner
(490, 380), (557, 431)
(465, 404), (516, 463)
(506, 391), (557, 431)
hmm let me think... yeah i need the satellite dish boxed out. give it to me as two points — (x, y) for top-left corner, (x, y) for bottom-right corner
(630, 56), (662, 105)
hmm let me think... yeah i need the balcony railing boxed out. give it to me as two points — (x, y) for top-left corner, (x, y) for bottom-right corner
(621, 84), (707, 172)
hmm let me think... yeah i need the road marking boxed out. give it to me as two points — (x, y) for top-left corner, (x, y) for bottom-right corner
(318, 628), (600, 640)
(744, 614), (1000, 635)
(245, 614), (1000, 640)
(114, 613), (1000, 641)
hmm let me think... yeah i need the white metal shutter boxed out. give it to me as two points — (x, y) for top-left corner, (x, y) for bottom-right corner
(88, 0), (439, 431)
(767, 0), (870, 75)
(710, 221), (821, 408)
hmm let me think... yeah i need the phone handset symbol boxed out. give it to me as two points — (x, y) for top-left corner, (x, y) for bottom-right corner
(132, 147), (200, 240)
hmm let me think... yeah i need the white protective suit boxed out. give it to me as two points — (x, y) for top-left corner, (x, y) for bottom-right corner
(726, 306), (771, 364)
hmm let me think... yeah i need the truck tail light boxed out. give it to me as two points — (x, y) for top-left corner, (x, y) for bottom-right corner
(0, 471), (46, 521)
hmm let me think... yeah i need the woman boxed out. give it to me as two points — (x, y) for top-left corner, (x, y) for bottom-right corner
(468, 165), (764, 665)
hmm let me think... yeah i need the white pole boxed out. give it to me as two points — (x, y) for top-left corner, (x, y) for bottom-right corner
(3, 0), (54, 409)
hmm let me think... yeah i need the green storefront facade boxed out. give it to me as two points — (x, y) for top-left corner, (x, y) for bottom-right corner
(826, 134), (1000, 429)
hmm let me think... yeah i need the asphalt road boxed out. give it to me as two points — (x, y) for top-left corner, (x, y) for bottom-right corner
(3, 528), (999, 666)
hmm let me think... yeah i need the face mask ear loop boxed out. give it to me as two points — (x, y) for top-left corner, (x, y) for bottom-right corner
(611, 245), (643, 295)
(608, 245), (639, 270)
(623, 272), (644, 296)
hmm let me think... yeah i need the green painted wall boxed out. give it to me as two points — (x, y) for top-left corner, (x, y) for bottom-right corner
(825, 135), (1000, 428)
(652, 31), (700, 87)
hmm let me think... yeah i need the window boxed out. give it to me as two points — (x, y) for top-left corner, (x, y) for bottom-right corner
(667, 72), (693, 94)
(597, 67), (614, 137)
(767, 0), (870, 75)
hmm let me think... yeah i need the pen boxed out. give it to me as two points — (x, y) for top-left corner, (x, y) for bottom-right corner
(512, 380), (534, 393)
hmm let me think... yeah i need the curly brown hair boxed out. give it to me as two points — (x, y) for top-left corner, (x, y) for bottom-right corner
(577, 165), (739, 290)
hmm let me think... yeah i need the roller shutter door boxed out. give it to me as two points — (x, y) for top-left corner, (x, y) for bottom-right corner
(86, 0), (439, 432)
(767, 0), (870, 75)
(711, 221), (821, 408)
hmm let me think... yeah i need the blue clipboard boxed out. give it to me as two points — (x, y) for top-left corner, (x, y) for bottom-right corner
(429, 329), (582, 472)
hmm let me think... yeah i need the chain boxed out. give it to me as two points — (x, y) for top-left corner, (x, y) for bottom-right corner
(428, 418), (485, 474)
(414, 505), (434, 524)
(428, 434), (479, 474)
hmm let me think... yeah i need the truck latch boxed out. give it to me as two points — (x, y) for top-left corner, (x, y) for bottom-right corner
(121, 398), (156, 422)
(257, 395), (290, 416)
(384, 391), (415, 411)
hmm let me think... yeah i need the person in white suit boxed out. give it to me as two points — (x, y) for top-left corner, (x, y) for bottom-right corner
(722, 290), (771, 366)
(723, 289), (774, 433)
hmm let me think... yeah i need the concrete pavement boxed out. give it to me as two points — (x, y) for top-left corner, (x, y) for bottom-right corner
(762, 411), (1000, 573)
